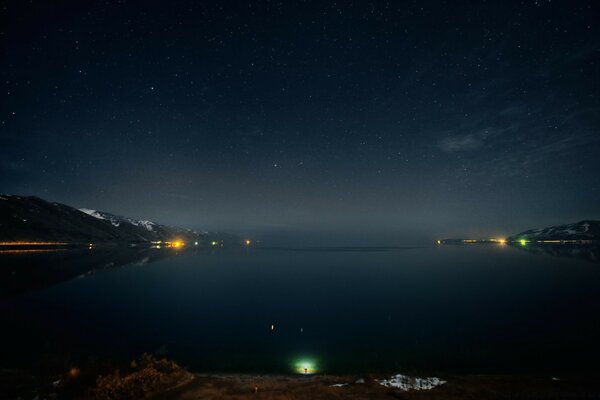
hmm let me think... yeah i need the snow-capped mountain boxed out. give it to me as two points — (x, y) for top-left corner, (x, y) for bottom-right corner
(508, 220), (600, 241)
(79, 209), (157, 231)
(0, 194), (205, 244)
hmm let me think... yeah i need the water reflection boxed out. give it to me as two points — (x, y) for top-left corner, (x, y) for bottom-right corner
(0, 247), (183, 298)
(3, 243), (597, 299)
(510, 243), (600, 263)
(2, 245), (600, 375)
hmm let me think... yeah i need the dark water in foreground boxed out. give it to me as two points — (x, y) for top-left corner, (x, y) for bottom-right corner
(1, 244), (600, 375)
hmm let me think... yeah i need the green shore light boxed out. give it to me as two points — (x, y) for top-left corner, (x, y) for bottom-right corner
(293, 359), (317, 374)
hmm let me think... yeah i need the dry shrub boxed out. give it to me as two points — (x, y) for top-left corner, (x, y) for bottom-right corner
(89, 354), (191, 400)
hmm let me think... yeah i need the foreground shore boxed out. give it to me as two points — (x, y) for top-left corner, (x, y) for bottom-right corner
(152, 373), (600, 400)
(4, 367), (600, 399)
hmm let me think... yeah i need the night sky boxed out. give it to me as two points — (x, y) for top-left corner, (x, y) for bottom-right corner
(1, 1), (598, 244)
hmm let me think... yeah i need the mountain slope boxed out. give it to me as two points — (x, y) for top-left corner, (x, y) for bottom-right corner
(79, 208), (158, 231)
(0, 194), (203, 244)
(508, 220), (600, 241)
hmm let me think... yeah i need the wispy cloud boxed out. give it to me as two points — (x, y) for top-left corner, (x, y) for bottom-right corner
(490, 131), (599, 176)
(438, 133), (485, 152)
(437, 128), (503, 153)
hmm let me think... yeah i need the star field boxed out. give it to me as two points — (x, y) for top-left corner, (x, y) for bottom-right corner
(0, 0), (598, 244)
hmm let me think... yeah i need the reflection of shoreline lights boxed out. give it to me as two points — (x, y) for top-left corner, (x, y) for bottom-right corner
(153, 240), (185, 248)
(293, 359), (317, 374)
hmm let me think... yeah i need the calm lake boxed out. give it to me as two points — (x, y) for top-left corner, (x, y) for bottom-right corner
(1, 244), (600, 375)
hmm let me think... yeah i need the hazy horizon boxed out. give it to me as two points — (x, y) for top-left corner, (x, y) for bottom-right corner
(2, 190), (597, 246)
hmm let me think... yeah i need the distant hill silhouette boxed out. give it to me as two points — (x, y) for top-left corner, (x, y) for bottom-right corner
(0, 194), (203, 244)
(508, 220), (600, 241)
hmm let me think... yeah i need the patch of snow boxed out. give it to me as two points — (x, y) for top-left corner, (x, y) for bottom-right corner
(355, 378), (365, 384)
(135, 220), (155, 231)
(378, 374), (446, 391)
(80, 208), (106, 220)
(79, 208), (157, 230)
(329, 383), (349, 387)
(0, 195), (7, 200)
(552, 377), (560, 381)
(582, 223), (590, 232)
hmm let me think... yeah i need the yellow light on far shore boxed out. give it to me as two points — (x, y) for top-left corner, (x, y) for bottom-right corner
(245, 239), (251, 246)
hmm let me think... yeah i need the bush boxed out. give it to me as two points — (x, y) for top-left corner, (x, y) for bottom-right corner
(89, 354), (191, 400)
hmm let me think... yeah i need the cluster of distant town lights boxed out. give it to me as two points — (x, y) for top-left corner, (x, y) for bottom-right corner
(0, 239), (253, 250)
(436, 238), (507, 245)
(0, 237), (588, 249)
(436, 238), (590, 245)
(150, 239), (252, 249)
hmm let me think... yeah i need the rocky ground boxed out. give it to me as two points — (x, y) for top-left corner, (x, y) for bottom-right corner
(4, 363), (600, 399)
(152, 373), (600, 400)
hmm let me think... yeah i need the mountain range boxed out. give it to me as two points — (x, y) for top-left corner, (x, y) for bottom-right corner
(1, 194), (598, 246)
(0, 194), (205, 244)
(508, 220), (600, 242)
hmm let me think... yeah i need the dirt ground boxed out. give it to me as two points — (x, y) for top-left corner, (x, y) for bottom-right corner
(153, 373), (600, 400)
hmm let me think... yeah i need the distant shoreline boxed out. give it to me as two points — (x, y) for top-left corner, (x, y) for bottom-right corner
(437, 238), (599, 245)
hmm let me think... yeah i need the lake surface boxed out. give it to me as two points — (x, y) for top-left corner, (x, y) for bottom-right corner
(1, 244), (600, 375)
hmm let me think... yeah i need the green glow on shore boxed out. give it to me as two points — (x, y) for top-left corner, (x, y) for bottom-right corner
(293, 359), (317, 374)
